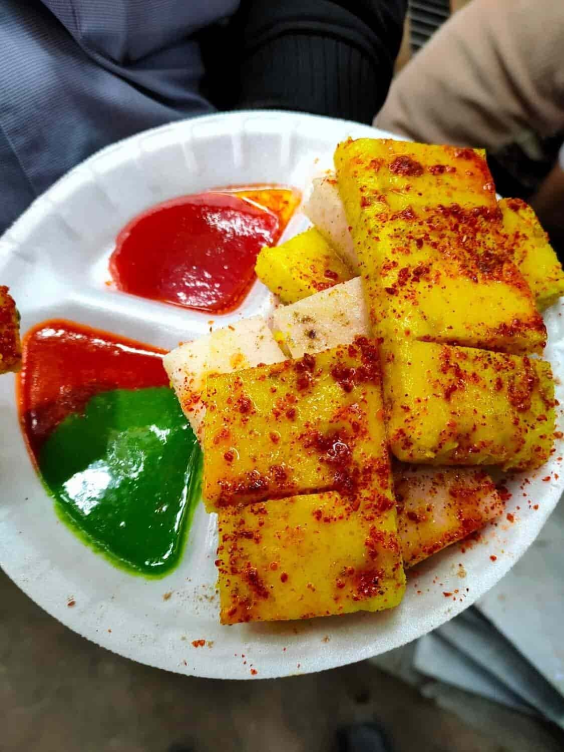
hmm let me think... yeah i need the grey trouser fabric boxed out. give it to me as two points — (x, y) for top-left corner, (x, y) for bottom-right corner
(0, 0), (238, 233)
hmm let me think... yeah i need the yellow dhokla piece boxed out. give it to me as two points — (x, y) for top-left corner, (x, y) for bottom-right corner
(256, 227), (352, 304)
(335, 139), (546, 355)
(0, 286), (21, 374)
(335, 138), (497, 225)
(385, 340), (554, 471)
(499, 198), (564, 311)
(203, 339), (390, 510)
(362, 216), (545, 354)
(217, 491), (405, 624)
(394, 466), (504, 568)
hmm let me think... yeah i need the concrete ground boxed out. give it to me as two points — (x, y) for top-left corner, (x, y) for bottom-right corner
(1, 569), (563, 752)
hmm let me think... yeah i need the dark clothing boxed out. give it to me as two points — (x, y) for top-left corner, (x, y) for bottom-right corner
(0, 0), (406, 233)
(214, 0), (406, 124)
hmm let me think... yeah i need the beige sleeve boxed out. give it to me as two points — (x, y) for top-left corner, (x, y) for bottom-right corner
(376, 0), (564, 151)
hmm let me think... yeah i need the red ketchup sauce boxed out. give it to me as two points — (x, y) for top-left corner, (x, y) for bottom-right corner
(18, 320), (167, 458)
(109, 187), (300, 314)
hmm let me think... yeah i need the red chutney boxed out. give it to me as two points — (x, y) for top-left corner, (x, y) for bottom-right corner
(18, 320), (167, 457)
(109, 187), (300, 314)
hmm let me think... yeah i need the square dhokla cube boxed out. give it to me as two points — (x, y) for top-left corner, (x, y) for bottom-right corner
(0, 286), (21, 374)
(217, 491), (405, 624)
(335, 139), (546, 354)
(363, 215), (545, 354)
(203, 339), (391, 510)
(385, 340), (555, 470)
(499, 198), (564, 311)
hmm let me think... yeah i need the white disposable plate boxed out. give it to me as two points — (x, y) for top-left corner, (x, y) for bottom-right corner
(0, 111), (562, 680)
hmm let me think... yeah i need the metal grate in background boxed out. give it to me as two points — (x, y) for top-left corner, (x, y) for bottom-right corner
(409, 0), (450, 53)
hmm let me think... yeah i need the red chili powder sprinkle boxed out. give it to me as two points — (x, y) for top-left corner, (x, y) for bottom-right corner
(497, 486), (512, 502)
(389, 156), (424, 177)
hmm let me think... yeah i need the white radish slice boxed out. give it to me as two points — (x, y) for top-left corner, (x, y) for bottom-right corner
(304, 175), (358, 272)
(395, 465), (504, 568)
(272, 277), (369, 358)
